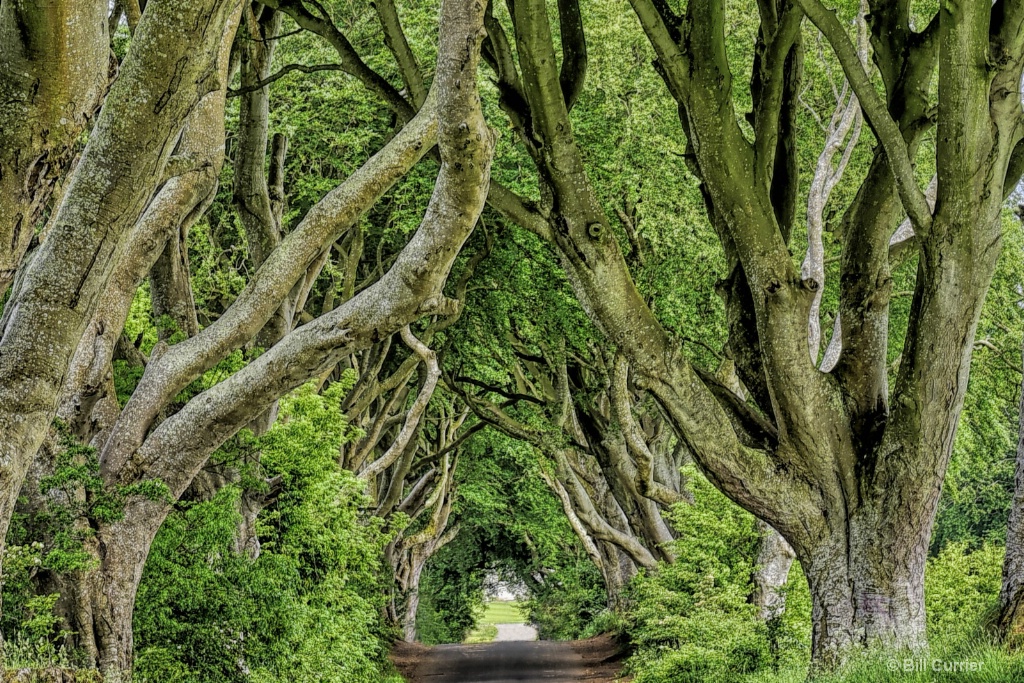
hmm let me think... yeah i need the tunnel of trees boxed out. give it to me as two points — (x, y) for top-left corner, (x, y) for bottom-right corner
(2, 0), (1024, 681)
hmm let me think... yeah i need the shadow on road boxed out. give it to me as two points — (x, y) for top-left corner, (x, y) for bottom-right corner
(391, 633), (628, 682)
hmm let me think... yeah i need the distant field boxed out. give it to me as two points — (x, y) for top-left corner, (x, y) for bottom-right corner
(464, 601), (527, 643)
(478, 601), (526, 625)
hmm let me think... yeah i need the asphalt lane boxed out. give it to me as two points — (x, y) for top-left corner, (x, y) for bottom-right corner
(407, 640), (589, 682)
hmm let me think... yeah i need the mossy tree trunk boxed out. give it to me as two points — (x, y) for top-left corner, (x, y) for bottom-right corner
(1, 0), (493, 674)
(0, 0), (110, 295)
(0, 0), (242, 635)
(482, 0), (1024, 667)
(999, 334), (1024, 644)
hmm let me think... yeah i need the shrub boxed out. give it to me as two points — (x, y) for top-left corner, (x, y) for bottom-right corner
(133, 382), (399, 683)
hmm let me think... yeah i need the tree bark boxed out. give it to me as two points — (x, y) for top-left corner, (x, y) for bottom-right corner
(0, 0), (242, 628)
(0, 0), (110, 294)
(60, 0), (492, 671)
(998, 338), (1024, 644)
(483, 0), (1024, 668)
(752, 521), (795, 621)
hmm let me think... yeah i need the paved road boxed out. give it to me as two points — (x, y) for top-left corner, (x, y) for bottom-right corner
(493, 623), (538, 641)
(403, 640), (590, 682)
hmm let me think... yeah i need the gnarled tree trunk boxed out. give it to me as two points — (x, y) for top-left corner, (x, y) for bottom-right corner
(0, 0), (109, 294)
(0, 0), (242, 630)
(998, 336), (1024, 644)
(48, 0), (492, 673)
(480, 0), (1024, 668)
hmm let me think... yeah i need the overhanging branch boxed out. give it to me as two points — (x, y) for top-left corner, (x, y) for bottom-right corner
(796, 0), (933, 233)
(228, 63), (344, 97)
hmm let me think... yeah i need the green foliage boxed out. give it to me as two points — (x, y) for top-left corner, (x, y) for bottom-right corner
(526, 557), (609, 642)
(739, 642), (1024, 683)
(133, 382), (400, 683)
(624, 468), (782, 683)
(37, 421), (169, 574)
(0, 541), (81, 669)
(415, 431), (609, 644)
(415, 533), (487, 645)
(0, 541), (44, 636)
(925, 543), (1005, 645)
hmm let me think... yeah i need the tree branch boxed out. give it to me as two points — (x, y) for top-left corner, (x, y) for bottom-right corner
(556, 0), (587, 112)
(373, 0), (427, 108)
(796, 0), (932, 233)
(361, 327), (441, 480)
(227, 62), (344, 97)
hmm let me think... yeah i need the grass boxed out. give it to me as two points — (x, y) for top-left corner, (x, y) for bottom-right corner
(632, 640), (1024, 683)
(464, 624), (499, 644)
(478, 601), (527, 626)
(464, 601), (528, 643)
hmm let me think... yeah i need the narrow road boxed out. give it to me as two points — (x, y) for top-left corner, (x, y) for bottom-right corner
(392, 635), (625, 682)
(493, 623), (538, 641)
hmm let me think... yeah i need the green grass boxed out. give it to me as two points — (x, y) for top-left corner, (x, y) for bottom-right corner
(464, 601), (527, 643)
(478, 601), (526, 626)
(464, 624), (499, 644)
(636, 640), (1024, 683)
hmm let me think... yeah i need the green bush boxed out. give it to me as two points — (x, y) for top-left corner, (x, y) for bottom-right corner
(624, 467), (774, 683)
(133, 383), (400, 683)
(527, 557), (609, 641)
(925, 542), (1005, 644)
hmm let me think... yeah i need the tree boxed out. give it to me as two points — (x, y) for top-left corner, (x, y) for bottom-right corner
(0, 0), (493, 673)
(999, 288), (1024, 644)
(480, 0), (1024, 666)
(0, 0), (110, 295)
(0, 0), (243, 628)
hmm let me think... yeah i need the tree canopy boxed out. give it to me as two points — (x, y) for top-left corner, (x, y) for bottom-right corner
(2, 0), (1024, 681)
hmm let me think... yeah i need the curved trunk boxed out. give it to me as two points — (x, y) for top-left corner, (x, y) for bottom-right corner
(0, 0), (109, 294)
(998, 339), (1024, 644)
(0, 0), (242, 615)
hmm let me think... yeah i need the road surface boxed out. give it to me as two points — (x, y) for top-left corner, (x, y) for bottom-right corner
(392, 635), (625, 682)
(493, 623), (538, 641)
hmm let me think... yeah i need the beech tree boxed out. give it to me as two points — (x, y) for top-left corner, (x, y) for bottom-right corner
(0, 0), (493, 674)
(451, 344), (688, 595)
(479, 0), (1024, 666)
(0, 0), (110, 295)
(338, 321), (478, 642)
(1000, 329), (1024, 643)
(3, 0), (1024, 677)
(0, 0), (243, 618)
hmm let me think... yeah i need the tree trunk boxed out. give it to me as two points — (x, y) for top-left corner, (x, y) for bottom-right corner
(150, 227), (200, 341)
(752, 521), (794, 621)
(48, 498), (165, 675)
(89, 503), (163, 676)
(793, 501), (930, 667)
(998, 337), (1024, 644)
(51, 0), (491, 672)
(401, 560), (427, 643)
(0, 0), (109, 294)
(0, 0), (241, 618)
(600, 542), (636, 609)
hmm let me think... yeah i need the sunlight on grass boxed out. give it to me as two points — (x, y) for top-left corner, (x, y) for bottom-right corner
(463, 601), (527, 643)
